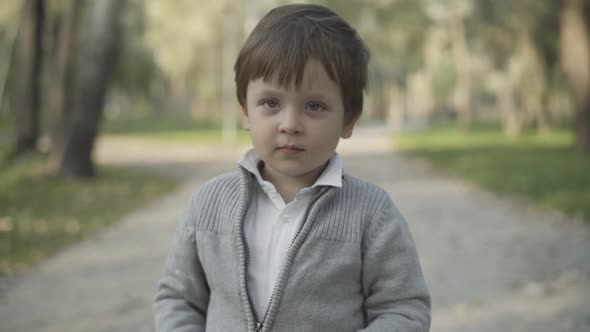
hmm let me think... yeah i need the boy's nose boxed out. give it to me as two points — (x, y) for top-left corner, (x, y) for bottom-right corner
(278, 109), (303, 135)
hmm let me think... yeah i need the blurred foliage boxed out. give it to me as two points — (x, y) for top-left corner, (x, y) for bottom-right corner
(0, 0), (575, 134)
(0, 144), (176, 276)
(112, 1), (161, 100)
(470, 0), (561, 77)
(396, 127), (590, 221)
(432, 51), (456, 102)
(323, 0), (429, 79)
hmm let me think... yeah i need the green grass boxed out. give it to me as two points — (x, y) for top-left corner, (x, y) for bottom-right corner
(1, 111), (251, 144)
(103, 111), (250, 143)
(0, 146), (177, 277)
(0, 112), (13, 144)
(395, 127), (590, 221)
(110, 128), (251, 143)
(102, 111), (214, 134)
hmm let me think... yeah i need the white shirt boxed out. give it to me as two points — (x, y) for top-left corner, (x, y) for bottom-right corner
(238, 149), (343, 317)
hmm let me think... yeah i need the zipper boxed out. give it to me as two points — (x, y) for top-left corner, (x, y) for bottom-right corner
(238, 168), (262, 330)
(255, 321), (264, 332)
(240, 182), (331, 332)
(240, 218), (262, 329)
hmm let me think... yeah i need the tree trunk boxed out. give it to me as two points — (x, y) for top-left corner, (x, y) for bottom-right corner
(48, 0), (82, 171)
(386, 82), (405, 132)
(11, 0), (44, 157)
(489, 70), (522, 138)
(560, 0), (590, 152)
(53, 0), (126, 177)
(0, 2), (28, 116)
(450, 12), (472, 131)
(221, 4), (240, 145)
(423, 26), (446, 123)
(519, 27), (550, 132)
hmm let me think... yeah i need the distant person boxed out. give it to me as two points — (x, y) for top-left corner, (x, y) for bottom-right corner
(153, 3), (430, 331)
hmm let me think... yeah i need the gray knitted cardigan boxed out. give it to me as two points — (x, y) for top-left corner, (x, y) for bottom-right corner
(153, 166), (431, 332)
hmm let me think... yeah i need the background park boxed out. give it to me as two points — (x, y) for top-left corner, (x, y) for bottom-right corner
(0, 0), (589, 331)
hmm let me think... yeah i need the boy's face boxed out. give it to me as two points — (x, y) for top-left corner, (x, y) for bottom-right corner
(242, 59), (357, 186)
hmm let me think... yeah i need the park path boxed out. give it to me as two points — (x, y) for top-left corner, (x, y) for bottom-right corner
(0, 126), (589, 332)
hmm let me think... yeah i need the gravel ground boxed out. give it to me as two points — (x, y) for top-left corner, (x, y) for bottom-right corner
(0, 127), (588, 331)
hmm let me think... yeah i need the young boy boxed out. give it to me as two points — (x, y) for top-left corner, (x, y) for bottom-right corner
(153, 4), (430, 332)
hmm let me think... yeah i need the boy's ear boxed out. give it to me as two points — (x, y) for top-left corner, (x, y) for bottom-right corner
(341, 113), (360, 139)
(241, 107), (250, 131)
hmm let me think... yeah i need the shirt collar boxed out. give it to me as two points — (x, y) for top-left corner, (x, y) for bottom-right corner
(237, 148), (343, 189)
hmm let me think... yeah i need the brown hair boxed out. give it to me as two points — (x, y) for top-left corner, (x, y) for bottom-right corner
(234, 3), (370, 123)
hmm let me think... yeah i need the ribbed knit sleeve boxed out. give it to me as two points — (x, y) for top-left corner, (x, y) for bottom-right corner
(153, 191), (210, 332)
(359, 192), (431, 332)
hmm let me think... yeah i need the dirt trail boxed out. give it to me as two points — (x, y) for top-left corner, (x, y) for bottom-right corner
(0, 127), (588, 331)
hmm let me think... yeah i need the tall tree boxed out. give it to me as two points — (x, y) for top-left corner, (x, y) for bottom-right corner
(560, 0), (590, 152)
(51, 0), (126, 177)
(10, 0), (44, 157)
(47, 0), (81, 171)
(321, 0), (428, 126)
(0, 1), (25, 117)
(449, 2), (472, 130)
(424, 0), (474, 129)
(473, 0), (560, 135)
(221, 2), (241, 144)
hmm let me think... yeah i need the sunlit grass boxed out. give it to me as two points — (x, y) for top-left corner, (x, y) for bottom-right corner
(395, 127), (590, 222)
(102, 111), (214, 134)
(0, 112), (12, 139)
(1, 111), (251, 144)
(102, 111), (251, 143)
(0, 145), (176, 277)
(111, 128), (251, 143)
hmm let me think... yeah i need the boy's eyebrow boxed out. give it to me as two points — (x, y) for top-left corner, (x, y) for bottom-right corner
(252, 87), (285, 96)
(302, 92), (334, 100)
(253, 86), (336, 101)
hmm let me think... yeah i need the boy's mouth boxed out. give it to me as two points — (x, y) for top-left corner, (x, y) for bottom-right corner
(277, 144), (305, 152)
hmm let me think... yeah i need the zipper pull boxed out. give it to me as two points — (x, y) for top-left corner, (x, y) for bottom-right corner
(255, 321), (263, 332)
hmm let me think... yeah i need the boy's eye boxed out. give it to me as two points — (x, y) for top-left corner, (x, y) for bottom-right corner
(263, 99), (280, 109)
(306, 102), (326, 112)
